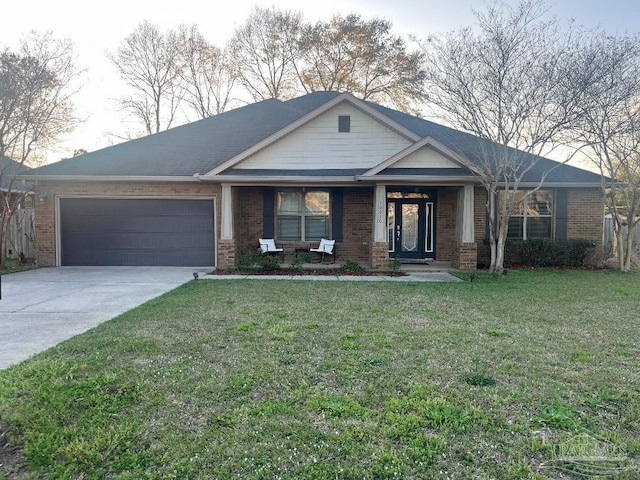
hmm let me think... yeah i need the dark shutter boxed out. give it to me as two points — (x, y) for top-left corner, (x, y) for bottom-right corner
(555, 189), (568, 240)
(331, 188), (344, 241)
(263, 187), (275, 238)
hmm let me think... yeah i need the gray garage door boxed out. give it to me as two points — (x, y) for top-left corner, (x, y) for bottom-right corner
(60, 198), (215, 266)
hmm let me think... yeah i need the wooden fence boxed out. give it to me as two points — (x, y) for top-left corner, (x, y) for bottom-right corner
(603, 214), (640, 253)
(4, 207), (35, 259)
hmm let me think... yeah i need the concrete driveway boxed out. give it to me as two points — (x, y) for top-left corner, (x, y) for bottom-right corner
(0, 266), (211, 369)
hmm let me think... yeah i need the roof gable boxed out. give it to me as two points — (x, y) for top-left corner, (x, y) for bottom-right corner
(361, 136), (476, 177)
(205, 93), (420, 176)
(227, 102), (414, 173)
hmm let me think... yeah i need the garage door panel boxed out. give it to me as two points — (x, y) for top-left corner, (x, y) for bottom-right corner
(60, 198), (215, 266)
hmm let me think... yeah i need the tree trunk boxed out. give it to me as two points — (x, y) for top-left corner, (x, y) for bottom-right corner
(487, 189), (498, 272)
(623, 219), (636, 271)
(0, 220), (7, 268)
(614, 220), (629, 272)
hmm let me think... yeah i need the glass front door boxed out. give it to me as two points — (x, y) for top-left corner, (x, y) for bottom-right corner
(388, 198), (435, 259)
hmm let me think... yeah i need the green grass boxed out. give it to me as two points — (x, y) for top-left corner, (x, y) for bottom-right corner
(1, 269), (639, 479)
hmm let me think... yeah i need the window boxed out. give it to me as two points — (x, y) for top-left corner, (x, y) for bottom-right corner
(338, 115), (351, 133)
(505, 190), (554, 240)
(277, 189), (330, 241)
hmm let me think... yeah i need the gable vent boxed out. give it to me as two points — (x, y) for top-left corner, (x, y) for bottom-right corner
(338, 115), (351, 133)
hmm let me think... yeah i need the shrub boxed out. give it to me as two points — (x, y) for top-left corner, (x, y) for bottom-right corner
(505, 239), (595, 267)
(388, 258), (402, 271)
(290, 253), (311, 269)
(235, 252), (281, 271)
(236, 252), (261, 271)
(341, 259), (365, 272)
(258, 255), (280, 271)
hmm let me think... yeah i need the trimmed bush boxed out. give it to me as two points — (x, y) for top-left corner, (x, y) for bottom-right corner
(235, 252), (281, 272)
(505, 239), (595, 267)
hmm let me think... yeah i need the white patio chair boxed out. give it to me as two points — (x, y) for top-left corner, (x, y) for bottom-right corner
(258, 238), (284, 262)
(310, 238), (336, 264)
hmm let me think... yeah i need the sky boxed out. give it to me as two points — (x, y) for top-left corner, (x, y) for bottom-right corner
(3, 0), (640, 164)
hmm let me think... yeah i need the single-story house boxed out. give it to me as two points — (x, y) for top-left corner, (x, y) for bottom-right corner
(24, 92), (604, 270)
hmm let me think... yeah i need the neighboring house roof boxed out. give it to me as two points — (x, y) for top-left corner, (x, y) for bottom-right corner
(28, 91), (603, 186)
(1, 156), (31, 192)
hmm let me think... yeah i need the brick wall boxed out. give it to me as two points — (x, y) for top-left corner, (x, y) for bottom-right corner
(233, 186), (373, 264)
(34, 181), (220, 267)
(436, 188), (457, 261)
(567, 188), (604, 243)
(341, 187), (373, 262)
(235, 187), (264, 256)
(474, 188), (491, 268)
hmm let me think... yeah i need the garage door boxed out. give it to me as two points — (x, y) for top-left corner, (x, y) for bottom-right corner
(60, 198), (215, 266)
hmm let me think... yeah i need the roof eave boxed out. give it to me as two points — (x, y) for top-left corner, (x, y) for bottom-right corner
(19, 175), (202, 183)
(200, 175), (358, 184)
(356, 175), (479, 184)
(510, 182), (604, 189)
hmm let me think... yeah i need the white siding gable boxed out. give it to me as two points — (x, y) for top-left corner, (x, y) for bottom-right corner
(392, 146), (462, 169)
(235, 104), (412, 170)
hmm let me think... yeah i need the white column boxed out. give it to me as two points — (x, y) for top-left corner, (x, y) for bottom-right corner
(220, 184), (233, 240)
(373, 184), (387, 242)
(456, 184), (475, 243)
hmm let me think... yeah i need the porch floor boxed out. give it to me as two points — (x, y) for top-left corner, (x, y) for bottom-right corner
(274, 260), (454, 272)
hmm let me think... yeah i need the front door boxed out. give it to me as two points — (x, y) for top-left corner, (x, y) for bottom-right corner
(388, 198), (435, 259)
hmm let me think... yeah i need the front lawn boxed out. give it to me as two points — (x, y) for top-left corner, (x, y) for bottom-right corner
(1, 270), (639, 479)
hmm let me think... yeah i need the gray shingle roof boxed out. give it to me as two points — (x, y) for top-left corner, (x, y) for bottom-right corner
(30, 91), (602, 184)
(32, 93), (341, 177)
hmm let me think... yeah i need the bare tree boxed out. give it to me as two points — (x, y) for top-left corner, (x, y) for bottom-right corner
(0, 32), (79, 266)
(573, 33), (640, 271)
(297, 14), (426, 114)
(421, 0), (585, 272)
(108, 21), (184, 135)
(230, 6), (303, 101)
(177, 25), (238, 118)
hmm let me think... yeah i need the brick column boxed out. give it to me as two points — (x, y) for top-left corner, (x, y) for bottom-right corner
(35, 190), (56, 266)
(370, 241), (389, 270)
(217, 239), (236, 270)
(452, 242), (477, 270)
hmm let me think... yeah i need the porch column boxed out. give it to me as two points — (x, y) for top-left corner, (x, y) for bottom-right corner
(218, 183), (236, 269)
(371, 184), (388, 269)
(456, 185), (475, 243)
(454, 184), (477, 270)
(373, 184), (387, 242)
(220, 183), (233, 240)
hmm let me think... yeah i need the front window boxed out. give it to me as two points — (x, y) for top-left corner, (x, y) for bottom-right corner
(505, 190), (554, 240)
(277, 189), (330, 241)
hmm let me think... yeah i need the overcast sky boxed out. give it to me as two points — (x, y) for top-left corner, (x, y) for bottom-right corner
(3, 0), (640, 163)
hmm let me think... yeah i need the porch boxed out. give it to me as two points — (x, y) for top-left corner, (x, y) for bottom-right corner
(221, 184), (479, 271)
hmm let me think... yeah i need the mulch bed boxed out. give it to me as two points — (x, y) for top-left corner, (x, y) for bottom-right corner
(212, 268), (407, 276)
